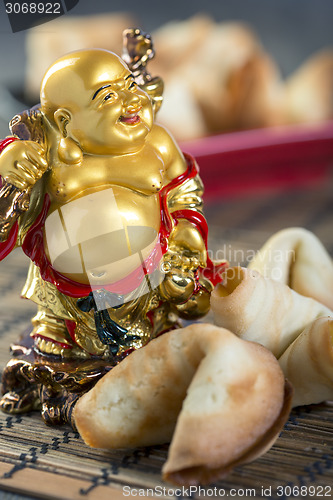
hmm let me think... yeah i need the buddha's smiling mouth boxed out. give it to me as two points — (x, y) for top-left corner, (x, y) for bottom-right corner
(119, 114), (141, 124)
(119, 105), (143, 125)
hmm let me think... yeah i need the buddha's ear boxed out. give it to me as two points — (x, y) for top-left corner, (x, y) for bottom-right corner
(54, 109), (71, 137)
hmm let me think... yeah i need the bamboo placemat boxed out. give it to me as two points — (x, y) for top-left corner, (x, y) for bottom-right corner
(0, 178), (332, 500)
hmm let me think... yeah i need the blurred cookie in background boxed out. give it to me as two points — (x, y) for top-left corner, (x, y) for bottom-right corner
(151, 17), (286, 139)
(284, 49), (333, 124)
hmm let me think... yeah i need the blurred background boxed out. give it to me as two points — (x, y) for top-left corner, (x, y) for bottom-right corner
(0, 0), (332, 140)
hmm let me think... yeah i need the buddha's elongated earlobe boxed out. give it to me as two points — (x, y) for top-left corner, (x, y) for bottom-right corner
(54, 108), (83, 165)
(58, 136), (83, 165)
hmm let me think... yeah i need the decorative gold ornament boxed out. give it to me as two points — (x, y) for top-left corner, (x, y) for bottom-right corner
(0, 29), (226, 426)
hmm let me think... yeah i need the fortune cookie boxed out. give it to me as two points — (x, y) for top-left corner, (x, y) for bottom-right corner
(74, 323), (291, 485)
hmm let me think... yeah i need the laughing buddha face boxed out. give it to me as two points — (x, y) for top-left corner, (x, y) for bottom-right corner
(40, 48), (154, 155)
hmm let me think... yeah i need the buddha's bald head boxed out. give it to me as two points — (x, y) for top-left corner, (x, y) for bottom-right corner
(39, 48), (153, 155)
(40, 48), (130, 121)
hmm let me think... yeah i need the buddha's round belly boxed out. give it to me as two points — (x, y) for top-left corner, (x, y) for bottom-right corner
(44, 186), (162, 287)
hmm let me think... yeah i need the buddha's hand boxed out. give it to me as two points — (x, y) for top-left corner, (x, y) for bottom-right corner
(0, 140), (47, 191)
(122, 28), (155, 73)
(159, 250), (200, 304)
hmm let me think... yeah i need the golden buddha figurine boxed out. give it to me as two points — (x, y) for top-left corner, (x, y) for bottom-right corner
(0, 29), (225, 426)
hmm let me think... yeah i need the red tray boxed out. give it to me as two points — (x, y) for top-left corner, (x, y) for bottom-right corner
(181, 121), (333, 201)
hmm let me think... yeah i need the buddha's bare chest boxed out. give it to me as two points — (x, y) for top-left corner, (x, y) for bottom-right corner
(42, 150), (165, 286)
(46, 148), (165, 203)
